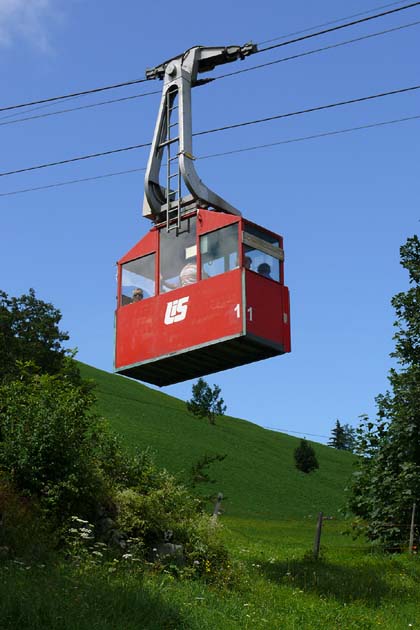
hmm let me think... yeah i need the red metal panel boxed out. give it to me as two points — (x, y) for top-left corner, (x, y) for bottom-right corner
(245, 270), (291, 351)
(115, 268), (244, 369)
(118, 230), (158, 265)
(197, 208), (240, 236)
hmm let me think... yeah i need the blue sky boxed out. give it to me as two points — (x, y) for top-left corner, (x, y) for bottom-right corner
(1, 0), (419, 443)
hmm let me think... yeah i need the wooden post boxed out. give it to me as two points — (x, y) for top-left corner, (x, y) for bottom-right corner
(313, 511), (323, 560)
(212, 492), (223, 520)
(409, 502), (416, 554)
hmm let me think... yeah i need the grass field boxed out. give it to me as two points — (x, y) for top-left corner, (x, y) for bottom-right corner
(1, 516), (419, 629)
(78, 363), (356, 521)
(2, 363), (418, 629)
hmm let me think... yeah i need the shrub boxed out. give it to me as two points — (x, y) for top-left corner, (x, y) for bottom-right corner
(114, 457), (228, 576)
(0, 477), (55, 560)
(294, 439), (319, 474)
(0, 372), (112, 527)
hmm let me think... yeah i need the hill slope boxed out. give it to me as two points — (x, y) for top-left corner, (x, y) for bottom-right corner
(79, 363), (356, 520)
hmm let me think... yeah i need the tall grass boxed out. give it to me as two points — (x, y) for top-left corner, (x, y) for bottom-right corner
(2, 518), (419, 630)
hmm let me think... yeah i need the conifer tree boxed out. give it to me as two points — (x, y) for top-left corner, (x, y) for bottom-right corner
(329, 420), (355, 452)
(294, 438), (319, 474)
(187, 378), (226, 425)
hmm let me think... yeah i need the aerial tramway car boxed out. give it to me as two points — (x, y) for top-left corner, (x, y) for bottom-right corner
(114, 44), (291, 386)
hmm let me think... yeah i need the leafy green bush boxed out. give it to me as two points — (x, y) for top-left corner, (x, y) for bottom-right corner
(0, 371), (113, 527)
(0, 477), (55, 560)
(114, 456), (229, 577)
(294, 439), (319, 474)
(0, 368), (230, 578)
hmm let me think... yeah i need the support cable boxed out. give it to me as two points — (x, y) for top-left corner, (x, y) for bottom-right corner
(0, 89), (161, 128)
(0, 1), (418, 115)
(256, 1), (420, 53)
(258, 0), (409, 45)
(2, 20), (418, 129)
(0, 84), (418, 178)
(0, 77), (149, 114)
(216, 20), (420, 81)
(0, 113), (418, 197)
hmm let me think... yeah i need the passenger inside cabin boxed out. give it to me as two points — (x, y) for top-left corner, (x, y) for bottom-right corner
(244, 255), (252, 269)
(132, 288), (144, 302)
(180, 257), (197, 286)
(257, 262), (272, 279)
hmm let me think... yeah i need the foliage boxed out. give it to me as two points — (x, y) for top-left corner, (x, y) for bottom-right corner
(190, 453), (227, 487)
(294, 439), (319, 474)
(0, 370), (116, 528)
(186, 377), (227, 425)
(0, 366), (230, 576)
(0, 477), (55, 560)
(114, 454), (229, 577)
(348, 235), (420, 547)
(328, 420), (355, 452)
(0, 288), (81, 385)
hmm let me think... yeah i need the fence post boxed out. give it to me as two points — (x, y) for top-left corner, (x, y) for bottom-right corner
(409, 502), (416, 554)
(313, 511), (323, 560)
(212, 492), (223, 520)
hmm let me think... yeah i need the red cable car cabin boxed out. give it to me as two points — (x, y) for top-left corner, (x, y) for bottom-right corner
(114, 208), (290, 386)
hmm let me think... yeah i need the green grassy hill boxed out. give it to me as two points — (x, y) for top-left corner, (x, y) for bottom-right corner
(79, 363), (356, 521)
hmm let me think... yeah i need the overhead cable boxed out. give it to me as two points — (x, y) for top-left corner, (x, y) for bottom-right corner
(258, 0), (408, 45)
(198, 114), (420, 160)
(0, 84), (418, 178)
(1, 113), (418, 197)
(216, 20), (420, 81)
(1, 1), (419, 116)
(0, 77), (149, 114)
(0, 142), (151, 177)
(257, 1), (420, 53)
(0, 167), (146, 197)
(0, 89), (161, 128)
(262, 426), (330, 439)
(3, 20), (419, 130)
(194, 84), (420, 137)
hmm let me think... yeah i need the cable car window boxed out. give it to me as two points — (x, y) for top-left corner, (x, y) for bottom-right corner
(243, 246), (281, 282)
(121, 254), (156, 306)
(243, 225), (283, 283)
(200, 224), (238, 280)
(244, 223), (280, 247)
(159, 216), (197, 292)
(248, 250), (280, 282)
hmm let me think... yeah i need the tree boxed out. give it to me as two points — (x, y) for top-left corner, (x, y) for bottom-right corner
(186, 378), (226, 425)
(347, 235), (420, 547)
(328, 420), (355, 452)
(0, 288), (78, 384)
(294, 439), (319, 474)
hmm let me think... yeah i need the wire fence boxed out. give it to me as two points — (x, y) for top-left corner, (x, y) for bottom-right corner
(213, 500), (419, 556)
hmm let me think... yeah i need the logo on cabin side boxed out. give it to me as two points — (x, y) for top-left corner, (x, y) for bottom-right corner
(164, 297), (189, 325)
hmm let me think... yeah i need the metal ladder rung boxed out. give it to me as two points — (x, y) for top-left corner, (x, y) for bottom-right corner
(159, 137), (179, 149)
(167, 172), (178, 180)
